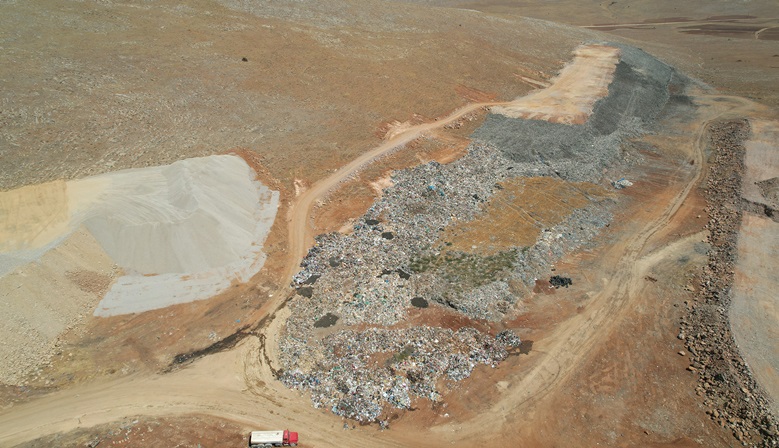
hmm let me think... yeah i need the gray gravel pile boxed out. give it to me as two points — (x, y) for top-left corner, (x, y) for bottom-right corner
(473, 43), (686, 183)
(280, 326), (522, 423)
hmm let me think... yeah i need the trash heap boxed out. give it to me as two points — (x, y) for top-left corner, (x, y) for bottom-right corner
(280, 327), (522, 423)
(277, 44), (689, 424)
(278, 139), (616, 423)
(290, 144), (517, 325)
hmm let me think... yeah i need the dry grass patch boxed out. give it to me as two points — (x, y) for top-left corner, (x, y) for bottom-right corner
(441, 176), (612, 255)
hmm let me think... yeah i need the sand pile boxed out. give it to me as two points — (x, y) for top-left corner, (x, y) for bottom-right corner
(0, 154), (278, 383)
(490, 44), (620, 125)
(1, 154), (279, 316)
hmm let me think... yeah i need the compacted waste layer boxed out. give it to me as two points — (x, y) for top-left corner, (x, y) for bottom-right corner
(279, 43), (687, 424)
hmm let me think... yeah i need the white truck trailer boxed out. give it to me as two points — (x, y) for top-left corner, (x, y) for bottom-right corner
(249, 429), (299, 447)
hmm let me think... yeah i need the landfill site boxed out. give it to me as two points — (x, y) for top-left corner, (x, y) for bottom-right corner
(1, 0), (778, 447)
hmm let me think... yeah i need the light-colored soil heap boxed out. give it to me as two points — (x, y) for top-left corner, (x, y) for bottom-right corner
(0, 154), (279, 384)
(490, 45), (620, 125)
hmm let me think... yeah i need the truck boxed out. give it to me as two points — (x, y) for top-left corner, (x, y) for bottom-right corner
(248, 430), (299, 447)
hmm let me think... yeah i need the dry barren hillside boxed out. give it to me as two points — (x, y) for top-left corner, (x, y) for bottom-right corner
(0, 1), (777, 447)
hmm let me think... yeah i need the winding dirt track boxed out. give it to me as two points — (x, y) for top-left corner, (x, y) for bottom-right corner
(0, 52), (765, 446)
(0, 99), (511, 448)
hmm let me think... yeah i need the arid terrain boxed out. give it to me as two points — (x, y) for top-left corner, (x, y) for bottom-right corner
(0, 1), (778, 447)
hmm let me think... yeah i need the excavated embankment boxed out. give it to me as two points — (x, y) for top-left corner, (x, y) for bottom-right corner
(277, 43), (696, 425)
(680, 120), (778, 446)
(473, 44), (688, 182)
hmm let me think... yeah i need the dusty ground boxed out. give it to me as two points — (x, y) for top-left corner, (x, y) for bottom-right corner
(2, 84), (771, 448)
(411, 0), (779, 107)
(16, 414), (247, 448)
(0, 0), (584, 191)
(490, 44), (620, 124)
(0, 0), (580, 396)
(731, 119), (779, 417)
(1, 1), (778, 447)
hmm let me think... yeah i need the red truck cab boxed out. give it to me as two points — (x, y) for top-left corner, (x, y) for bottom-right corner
(284, 429), (298, 446)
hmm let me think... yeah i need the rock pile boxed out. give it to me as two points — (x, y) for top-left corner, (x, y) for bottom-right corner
(281, 327), (521, 423)
(680, 120), (778, 446)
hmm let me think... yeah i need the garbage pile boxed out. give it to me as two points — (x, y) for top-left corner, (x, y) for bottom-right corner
(280, 326), (522, 423)
(612, 178), (633, 189)
(549, 275), (573, 288)
(280, 141), (614, 423)
(291, 144), (517, 325)
(510, 206), (612, 287)
(275, 44), (691, 423)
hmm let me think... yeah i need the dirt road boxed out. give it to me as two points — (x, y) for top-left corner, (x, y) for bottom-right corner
(433, 94), (769, 445)
(0, 58), (765, 448)
(0, 94), (512, 448)
(284, 101), (496, 280)
(0, 44), (623, 446)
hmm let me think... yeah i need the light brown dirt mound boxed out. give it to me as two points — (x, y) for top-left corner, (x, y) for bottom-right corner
(0, 155), (279, 385)
(0, 180), (68, 253)
(490, 45), (620, 124)
(0, 155), (279, 317)
(0, 228), (117, 386)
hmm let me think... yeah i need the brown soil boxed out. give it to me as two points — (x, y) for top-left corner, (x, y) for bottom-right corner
(441, 177), (612, 255)
(2, 1), (779, 447)
(17, 414), (247, 448)
(387, 107), (722, 446)
(312, 111), (486, 235)
(490, 44), (620, 125)
(465, 1), (779, 107)
(0, 88), (771, 448)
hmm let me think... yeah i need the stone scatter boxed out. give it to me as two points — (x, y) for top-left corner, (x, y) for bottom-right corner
(680, 120), (778, 447)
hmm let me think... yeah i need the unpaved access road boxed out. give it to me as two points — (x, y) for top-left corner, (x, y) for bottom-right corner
(430, 93), (763, 444)
(0, 53), (763, 448)
(0, 94), (514, 448)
